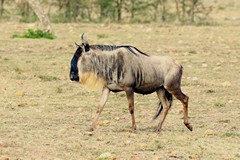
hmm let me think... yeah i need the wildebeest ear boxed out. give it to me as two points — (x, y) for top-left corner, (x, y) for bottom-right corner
(75, 42), (80, 47)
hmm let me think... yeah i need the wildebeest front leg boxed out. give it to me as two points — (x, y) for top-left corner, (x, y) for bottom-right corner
(89, 88), (110, 131)
(125, 87), (137, 131)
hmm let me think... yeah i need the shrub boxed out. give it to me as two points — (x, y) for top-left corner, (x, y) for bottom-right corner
(12, 29), (55, 40)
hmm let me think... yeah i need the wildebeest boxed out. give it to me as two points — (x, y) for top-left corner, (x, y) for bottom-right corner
(70, 34), (193, 132)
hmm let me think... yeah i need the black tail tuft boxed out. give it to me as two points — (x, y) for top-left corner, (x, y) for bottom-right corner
(152, 90), (173, 121)
(152, 101), (163, 121)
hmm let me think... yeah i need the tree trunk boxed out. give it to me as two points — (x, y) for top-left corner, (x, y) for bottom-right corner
(181, 0), (186, 22)
(153, 0), (160, 22)
(0, 0), (4, 16)
(26, 0), (53, 33)
(190, 0), (198, 24)
(175, 0), (180, 23)
(160, 0), (167, 22)
(116, 0), (123, 22)
(130, 0), (135, 20)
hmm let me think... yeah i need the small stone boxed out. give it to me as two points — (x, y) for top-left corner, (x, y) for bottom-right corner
(221, 81), (231, 87)
(128, 133), (137, 138)
(189, 154), (197, 159)
(98, 120), (110, 126)
(124, 140), (131, 145)
(166, 150), (173, 154)
(97, 137), (104, 141)
(103, 120), (110, 124)
(182, 59), (190, 63)
(16, 91), (25, 97)
(178, 40), (183, 44)
(146, 28), (152, 32)
(192, 77), (198, 81)
(97, 152), (116, 160)
(213, 66), (221, 71)
(177, 109), (183, 115)
(85, 131), (93, 136)
(136, 143), (147, 150)
(77, 108), (82, 112)
(202, 63), (208, 67)
(114, 117), (120, 121)
(205, 129), (214, 136)
(0, 141), (5, 147)
(228, 100), (234, 104)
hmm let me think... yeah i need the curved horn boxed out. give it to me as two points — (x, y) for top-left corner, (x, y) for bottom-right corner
(81, 33), (88, 46)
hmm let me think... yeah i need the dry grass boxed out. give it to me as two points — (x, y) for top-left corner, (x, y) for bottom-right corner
(0, 10), (240, 160)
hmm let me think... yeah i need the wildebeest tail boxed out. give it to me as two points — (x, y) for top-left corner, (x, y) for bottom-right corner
(152, 90), (173, 120)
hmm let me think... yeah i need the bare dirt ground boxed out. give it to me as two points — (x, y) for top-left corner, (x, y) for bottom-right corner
(0, 3), (240, 160)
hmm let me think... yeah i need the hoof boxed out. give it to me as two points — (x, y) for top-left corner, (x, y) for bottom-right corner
(130, 127), (137, 133)
(185, 123), (193, 131)
(88, 127), (95, 132)
(155, 127), (162, 132)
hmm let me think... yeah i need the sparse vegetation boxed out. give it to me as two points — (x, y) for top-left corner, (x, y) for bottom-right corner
(97, 34), (108, 39)
(1, 22), (239, 159)
(223, 132), (239, 137)
(0, 0), (240, 159)
(14, 67), (23, 74)
(38, 75), (59, 81)
(56, 87), (63, 93)
(1, 0), (213, 25)
(12, 29), (55, 39)
(206, 89), (215, 93)
(214, 101), (226, 107)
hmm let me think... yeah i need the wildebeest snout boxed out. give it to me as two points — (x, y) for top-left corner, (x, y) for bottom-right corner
(70, 72), (79, 81)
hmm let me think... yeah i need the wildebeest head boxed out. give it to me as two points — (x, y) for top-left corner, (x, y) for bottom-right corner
(69, 33), (90, 81)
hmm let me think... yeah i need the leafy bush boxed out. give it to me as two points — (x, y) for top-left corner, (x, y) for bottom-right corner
(12, 29), (55, 40)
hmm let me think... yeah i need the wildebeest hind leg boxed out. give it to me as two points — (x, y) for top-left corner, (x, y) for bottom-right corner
(156, 88), (171, 132)
(170, 88), (193, 131)
(89, 88), (110, 131)
(125, 87), (137, 131)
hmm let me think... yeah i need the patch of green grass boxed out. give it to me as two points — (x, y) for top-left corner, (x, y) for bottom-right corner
(38, 75), (59, 81)
(97, 34), (108, 39)
(189, 50), (197, 54)
(214, 101), (226, 108)
(223, 132), (239, 137)
(12, 29), (56, 40)
(206, 89), (215, 93)
(154, 140), (163, 149)
(236, 153), (240, 158)
(3, 57), (9, 61)
(218, 6), (225, 10)
(195, 20), (217, 26)
(56, 87), (63, 93)
(14, 67), (23, 74)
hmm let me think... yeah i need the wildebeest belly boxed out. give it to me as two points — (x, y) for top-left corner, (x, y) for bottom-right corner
(134, 80), (163, 94)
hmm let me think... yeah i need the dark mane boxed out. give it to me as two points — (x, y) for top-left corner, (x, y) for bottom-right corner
(90, 45), (149, 57)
